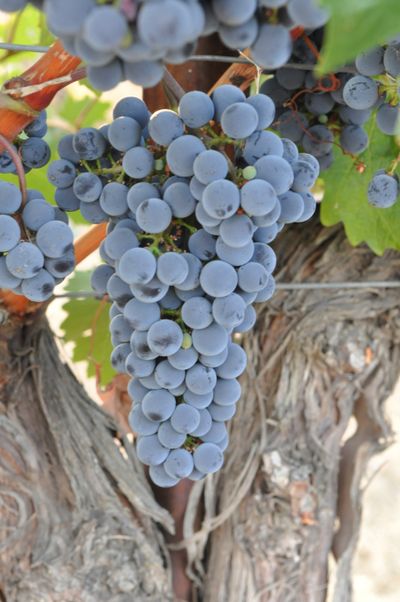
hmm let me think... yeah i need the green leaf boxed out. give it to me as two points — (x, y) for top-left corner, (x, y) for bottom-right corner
(318, 0), (400, 73)
(320, 118), (400, 255)
(59, 94), (111, 130)
(0, 6), (50, 77)
(38, 11), (55, 47)
(60, 271), (115, 386)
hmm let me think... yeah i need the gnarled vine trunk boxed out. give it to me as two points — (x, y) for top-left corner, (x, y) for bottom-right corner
(191, 220), (400, 602)
(0, 316), (173, 601)
(1, 218), (399, 602)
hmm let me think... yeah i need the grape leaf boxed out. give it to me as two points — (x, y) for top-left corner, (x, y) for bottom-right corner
(0, 6), (51, 76)
(318, 0), (400, 74)
(320, 118), (400, 255)
(60, 270), (115, 386)
(59, 95), (111, 130)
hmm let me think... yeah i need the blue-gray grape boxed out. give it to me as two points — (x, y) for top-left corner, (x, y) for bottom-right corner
(166, 135), (206, 177)
(202, 179), (240, 220)
(0, 181), (22, 214)
(178, 91), (215, 128)
(193, 150), (228, 185)
(186, 364), (217, 394)
(155, 360), (185, 389)
(142, 389), (176, 422)
(191, 323), (229, 356)
(168, 347), (199, 371)
(199, 260), (238, 297)
(36, 220), (73, 258)
(171, 403), (201, 434)
(147, 319), (183, 356)
(105, 228), (139, 261)
(149, 464), (179, 487)
(164, 448), (194, 479)
(342, 76), (379, 110)
(0, 215), (20, 252)
(193, 442), (224, 473)
(221, 102), (259, 140)
(368, 172), (399, 208)
(136, 435), (169, 466)
(157, 421), (186, 449)
(129, 404), (159, 436)
(157, 252), (189, 285)
(118, 247), (156, 284)
(181, 296), (213, 329)
(163, 182), (196, 218)
(212, 293), (246, 328)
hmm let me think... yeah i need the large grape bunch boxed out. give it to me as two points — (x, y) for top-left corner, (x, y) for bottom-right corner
(48, 85), (318, 486)
(0, 0), (329, 90)
(0, 181), (75, 301)
(260, 29), (400, 207)
(0, 111), (50, 175)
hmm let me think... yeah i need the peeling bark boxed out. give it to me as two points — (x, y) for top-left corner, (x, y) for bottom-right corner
(178, 219), (400, 602)
(0, 316), (173, 601)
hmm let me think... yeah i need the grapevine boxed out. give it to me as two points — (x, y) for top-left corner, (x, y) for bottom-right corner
(0, 1), (399, 487)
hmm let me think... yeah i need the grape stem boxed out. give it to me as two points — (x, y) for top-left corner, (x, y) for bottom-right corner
(0, 133), (27, 207)
(94, 165), (124, 176)
(1, 66), (87, 99)
(161, 308), (181, 318)
(162, 69), (185, 103)
(206, 136), (243, 148)
(388, 151), (400, 176)
(174, 219), (197, 234)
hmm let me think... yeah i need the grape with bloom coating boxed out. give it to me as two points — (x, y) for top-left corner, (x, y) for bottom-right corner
(171, 404), (201, 434)
(202, 180), (240, 219)
(137, 435), (169, 466)
(193, 443), (224, 474)
(186, 363), (217, 394)
(142, 389), (176, 422)
(147, 320), (183, 356)
(192, 323), (229, 356)
(200, 260), (238, 297)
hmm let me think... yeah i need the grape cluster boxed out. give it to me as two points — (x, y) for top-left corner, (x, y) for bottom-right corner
(354, 41), (400, 208)
(260, 30), (400, 207)
(0, 111), (50, 175)
(49, 86), (317, 485)
(0, 182), (75, 301)
(1, 0), (328, 90)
